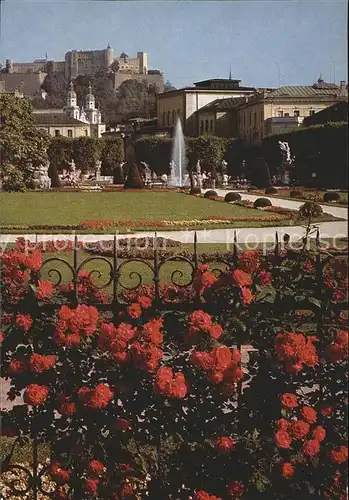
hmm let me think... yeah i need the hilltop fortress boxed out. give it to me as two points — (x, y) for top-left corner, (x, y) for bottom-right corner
(2, 45), (164, 92)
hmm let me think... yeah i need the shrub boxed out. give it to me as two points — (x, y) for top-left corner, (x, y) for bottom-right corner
(225, 192), (241, 202)
(190, 187), (201, 195)
(204, 190), (218, 199)
(48, 163), (61, 188)
(254, 197), (272, 209)
(124, 163), (144, 189)
(323, 191), (341, 203)
(290, 190), (304, 198)
(265, 187), (278, 195)
(299, 201), (323, 218)
(1, 165), (26, 192)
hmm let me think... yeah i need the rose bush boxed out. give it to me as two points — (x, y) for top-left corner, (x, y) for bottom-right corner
(0, 244), (347, 499)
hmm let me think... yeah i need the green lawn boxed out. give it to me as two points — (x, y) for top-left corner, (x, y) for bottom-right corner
(0, 191), (278, 227)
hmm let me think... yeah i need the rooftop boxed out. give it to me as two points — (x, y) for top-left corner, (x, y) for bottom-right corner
(199, 96), (248, 111)
(33, 113), (87, 126)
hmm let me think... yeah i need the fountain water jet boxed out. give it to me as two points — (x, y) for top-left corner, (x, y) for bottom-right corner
(168, 118), (187, 187)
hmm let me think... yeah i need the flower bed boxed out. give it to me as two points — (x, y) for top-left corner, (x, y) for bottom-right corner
(0, 245), (348, 499)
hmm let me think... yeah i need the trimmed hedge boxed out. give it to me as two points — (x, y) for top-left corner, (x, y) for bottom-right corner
(224, 192), (241, 202)
(254, 197), (272, 209)
(204, 190), (218, 199)
(190, 187), (202, 195)
(323, 191), (341, 202)
(265, 187), (278, 195)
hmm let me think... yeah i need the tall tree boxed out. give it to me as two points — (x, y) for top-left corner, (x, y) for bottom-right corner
(0, 93), (50, 168)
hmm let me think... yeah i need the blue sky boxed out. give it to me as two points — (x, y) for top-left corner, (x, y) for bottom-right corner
(0, 1), (347, 89)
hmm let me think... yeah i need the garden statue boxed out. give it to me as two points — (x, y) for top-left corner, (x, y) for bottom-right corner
(278, 141), (295, 185)
(196, 160), (203, 188)
(95, 160), (102, 181)
(221, 159), (228, 174)
(161, 173), (168, 186)
(29, 161), (51, 190)
(152, 171), (157, 181)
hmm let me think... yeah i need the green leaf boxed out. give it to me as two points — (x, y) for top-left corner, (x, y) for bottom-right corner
(308, 297), (322, 308)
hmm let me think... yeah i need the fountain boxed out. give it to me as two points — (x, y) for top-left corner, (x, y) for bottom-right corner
(168, 118), (187, 187)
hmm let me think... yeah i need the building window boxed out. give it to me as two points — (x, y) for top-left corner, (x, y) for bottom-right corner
(200, 120), (204, 134)
(167, 111), (170, 126)
(85, 130), (88, 136)
(254, 112), (256, 125)
(177, 109), (181, 120)
(309, 109), (315, 116)
(162, 112), (165, 126)
(249, 112), (251, 125)
(210, 120), (213, 131)
(277, 110), (284, 117)
(55, 130), (60, 137)
(284, 113), (290, 117)
(294, 110), (300, 117)
(205, 120), (209, 132)
(67, 129), (73, 138)
(172, 110), (175, 124)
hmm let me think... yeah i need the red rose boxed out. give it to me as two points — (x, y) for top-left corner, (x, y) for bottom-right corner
(280, 393), (298, 409)
(29, 353), (56, 373)
(171, 372), (188, 399)
(8, 358), (27, 375)
(241, 287), (253, 305)
(24, 384), (49, 406)
(320, 405), (334, 417)
(327, 343), (347, 362)
(301, 406), (317, 423)
(276, 418), (290, 431)
(36, 280), (53, 300)
(119, 481), (134, 497)
(83, 477), (99, 496)
(131, 342), (163, 372)
(238, 250), (260, 274)
(258, 269), (272, 286)
(281, 462), (295, 478)
(274, 430), (292, 449)
(215, 436), (234, 453)
(78, 384), (113, 409)
(15, 313), (32, 332)
(329, 446), (348, 464)
(208, 370), (224, 385)
(190, 351), (214, 371)
(209, 323), (223, 340)
(195, 491), (222, 500)
(232, 269), (253, 287)
(0, 330), (3, 344)
(227, 480), (244, 498)
(24, 250), (42, 271)
(127, 303), (142, 319)
(88, 460), (105, 475)
(51, 462), (71, 484)
(290, 420), (310, 439)
(138, 295), (152, 309)
(58, 399), (76, 417)
(189, 310), (213, 331)
(114, 418), (132, 431)
(313, 426), (326, 442)
(302, 439), (320, 456)
(211, 346), (232, 371)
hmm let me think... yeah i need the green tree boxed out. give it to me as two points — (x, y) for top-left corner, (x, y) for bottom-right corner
(186, 136), (227, 177)
(0, 93), (50, 169)
(72, 137), (102, 174)
(48, 137), (74, 172)
(100, 138), (124, 175)
(134, 137), (172, 174)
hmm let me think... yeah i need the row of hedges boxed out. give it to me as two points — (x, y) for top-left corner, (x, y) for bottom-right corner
(261, 122), (348, 189)
(0, 243), (348, 499)
(134, 136), (243, 176)
(48, 137), (124, 176)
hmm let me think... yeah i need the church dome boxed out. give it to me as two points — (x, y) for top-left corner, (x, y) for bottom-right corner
(67, 81), (76, 98)
(86, 83), (95, 102)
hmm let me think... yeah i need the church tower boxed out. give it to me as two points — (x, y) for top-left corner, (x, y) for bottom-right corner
(64, 81), (80, 120)
(85, 83), (99, 124)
